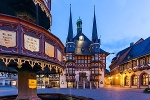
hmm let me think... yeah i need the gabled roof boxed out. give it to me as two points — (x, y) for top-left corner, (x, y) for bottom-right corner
(121, 37), (150, 64)
(109, 46), (131, 69)
(99, 48), (109, 55)
(110, 37), (150, 70)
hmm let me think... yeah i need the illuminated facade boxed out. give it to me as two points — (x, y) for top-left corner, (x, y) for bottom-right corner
(61, 6), (109, 89)
(109, 38), (150, 88)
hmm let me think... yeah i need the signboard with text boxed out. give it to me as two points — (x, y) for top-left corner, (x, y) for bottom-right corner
(24, 34), (39, 52)
(0, 29), (16, 48)
(29, 79), (37, 89)
(45, 42), (54, 57)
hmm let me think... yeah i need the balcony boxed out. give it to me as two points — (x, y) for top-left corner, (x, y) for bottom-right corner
(0, 14), (64, 68)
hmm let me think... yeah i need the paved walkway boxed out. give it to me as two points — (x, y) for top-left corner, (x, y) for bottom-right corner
(0, 86), (150, 100)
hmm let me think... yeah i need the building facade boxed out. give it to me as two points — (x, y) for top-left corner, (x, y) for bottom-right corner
(60, 6), (109, 89)
(109, 37), (150, 88)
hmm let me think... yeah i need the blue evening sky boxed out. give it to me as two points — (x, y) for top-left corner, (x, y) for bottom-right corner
(51, 0), (150, 70)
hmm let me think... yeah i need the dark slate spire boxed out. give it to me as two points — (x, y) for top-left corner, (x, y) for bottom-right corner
(66, 4), (73, 43)
(92, 5), (99, 43)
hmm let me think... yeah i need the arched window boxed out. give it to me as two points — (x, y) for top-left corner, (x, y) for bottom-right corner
(141, 73), (148, 85)
(124, 76), (129, 86)
(132, 75), (137, 86)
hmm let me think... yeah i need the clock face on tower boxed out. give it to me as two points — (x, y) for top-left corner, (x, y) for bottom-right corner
(79, 35), (84, 41)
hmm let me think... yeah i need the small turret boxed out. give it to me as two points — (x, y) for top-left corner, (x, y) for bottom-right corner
(76, 17), (82, 34)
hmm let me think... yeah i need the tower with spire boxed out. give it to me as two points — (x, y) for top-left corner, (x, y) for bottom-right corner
(66, 4), (75, 53)
(90, 5), (101, 53)
(63, 5), (109, 89)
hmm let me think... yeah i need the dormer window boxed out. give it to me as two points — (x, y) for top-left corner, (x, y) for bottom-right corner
(79, 35), (84, 41)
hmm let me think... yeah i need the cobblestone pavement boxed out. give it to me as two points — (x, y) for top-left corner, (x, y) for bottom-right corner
(0, 86), (150, 100)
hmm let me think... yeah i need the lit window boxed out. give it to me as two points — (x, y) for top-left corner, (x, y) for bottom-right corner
(132, 75), (137, 86)
(124, 76), (129, 86)
(141, 73), (148, 85)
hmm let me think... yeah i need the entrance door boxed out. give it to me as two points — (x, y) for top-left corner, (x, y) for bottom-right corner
(79, 72), (87, 82)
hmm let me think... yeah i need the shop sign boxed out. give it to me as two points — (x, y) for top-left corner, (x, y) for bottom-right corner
(29, 79), (37, 89)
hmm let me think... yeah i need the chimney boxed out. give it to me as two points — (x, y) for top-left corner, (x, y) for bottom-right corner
(130, 42), (134, 47)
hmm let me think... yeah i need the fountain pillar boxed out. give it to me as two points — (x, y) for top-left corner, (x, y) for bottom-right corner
(16, 71), (41, 100)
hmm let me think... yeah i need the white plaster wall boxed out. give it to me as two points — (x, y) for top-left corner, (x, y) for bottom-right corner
(75, 70), (91, 81)
(99, 69), (104, 87)
(2, 79), (5, 86)
(60, 70), (67, 88)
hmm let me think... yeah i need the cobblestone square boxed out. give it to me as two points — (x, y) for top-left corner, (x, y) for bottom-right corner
(0, 87), (150, 100)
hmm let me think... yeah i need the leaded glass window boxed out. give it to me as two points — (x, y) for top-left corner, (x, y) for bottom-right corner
(141, 73), (148, 85)
(132, 75), (137, 86)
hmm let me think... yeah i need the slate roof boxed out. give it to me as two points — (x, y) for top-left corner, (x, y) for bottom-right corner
(110, 37), (150, 69)
(121, 37), (150, 64)
(74, 33), (92, 55)
(99, 48), (110, 55)
(73, 33), (109, 55)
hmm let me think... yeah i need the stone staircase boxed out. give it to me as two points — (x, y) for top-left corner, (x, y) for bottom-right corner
(78, 81), (83, 89)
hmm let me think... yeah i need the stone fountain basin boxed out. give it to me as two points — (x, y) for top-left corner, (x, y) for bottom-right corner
(0, 93), (94, 100)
